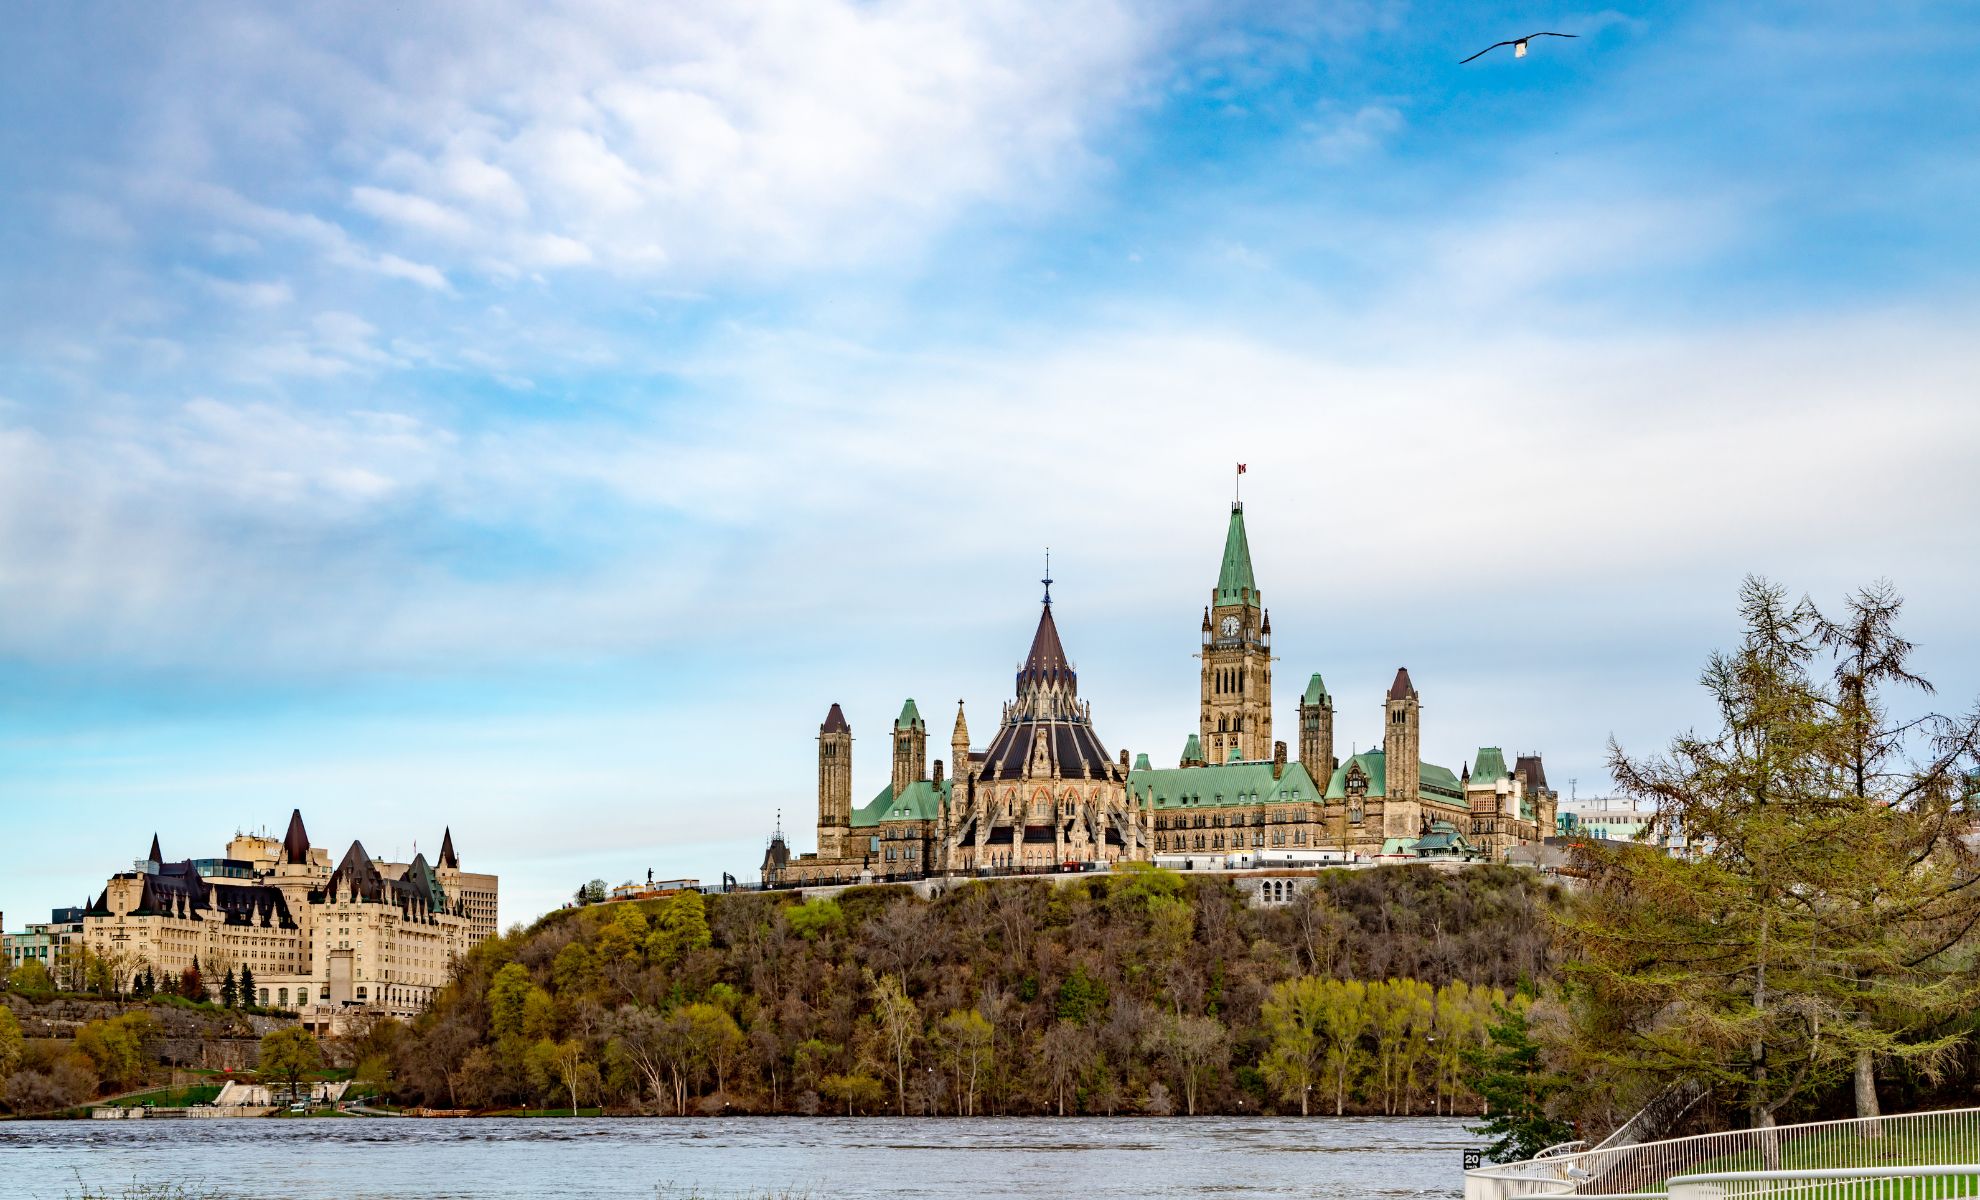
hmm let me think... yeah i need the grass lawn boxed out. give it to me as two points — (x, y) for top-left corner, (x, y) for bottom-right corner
(1642, 1123), (1980, 1197)
(103, 1085), (224, 1109)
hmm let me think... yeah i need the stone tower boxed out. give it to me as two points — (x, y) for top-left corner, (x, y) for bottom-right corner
(1382, 668), (1422, 837)
(892, 699), (927, 798)
(1199, 502), (1272, 763)
(1298, 673), (1335, 779)
(817, 703), (853, 860)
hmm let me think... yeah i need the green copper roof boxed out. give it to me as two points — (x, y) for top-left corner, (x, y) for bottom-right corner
(1181, 733), (1204, 763)
(1325, 750), (1387, 798)
(1227, 746), (1243, 763)
(895, 698), (924, 730)
(1302, 674), (1329, 705)
(1471, 747), (1509, 783)
(1133, 752), (1152, 771)
(1421, 762), (1465, 800)
(852, 778), (951, 827)
(1215, 504), (1258, 608)
(1323, 750), (1464, 802)
(1128, 760), (1323, 809)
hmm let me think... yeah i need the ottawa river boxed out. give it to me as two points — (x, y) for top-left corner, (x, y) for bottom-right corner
(0, 1115), (1471, 1198)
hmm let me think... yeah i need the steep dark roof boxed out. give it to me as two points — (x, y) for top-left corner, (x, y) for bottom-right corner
(322, 840), (455, 922)
(1018, 602), (1074, 693)
(977, 591), (1117, 784)
(820, 703), (851, 735)
(124, 860), (295, 929)
(147, 835), (162, 865)
(282, 809), (312, 865)
(1515, 754), (1550, 793)
(438, 827), (459, 870)
(1388, 667), (1417, 701)
(978, 719), (1116, 783)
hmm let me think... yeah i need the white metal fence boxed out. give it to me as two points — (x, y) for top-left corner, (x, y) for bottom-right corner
(1666, 1164), (1980, 1199)
(1464, 1107), (1980, 1200)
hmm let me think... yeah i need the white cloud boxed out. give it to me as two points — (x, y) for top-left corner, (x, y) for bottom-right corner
(1310, 103), (1403, 161)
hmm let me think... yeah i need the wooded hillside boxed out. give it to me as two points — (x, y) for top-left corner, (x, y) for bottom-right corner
(374, 863), (1559, 1116)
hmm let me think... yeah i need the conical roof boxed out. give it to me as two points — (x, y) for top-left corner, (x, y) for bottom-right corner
(147, 834), (162, 865)
(281, 809), (311, 865)
(820, 703), (851, 735)
(438, 827), (459, 870)
(1215, 503), (1258, 607)
(1302, 674), (1329, 705)
(895, 698), (923, 730)
(1018, 600), (1074, 692)
(1388, 667), (1417, 701)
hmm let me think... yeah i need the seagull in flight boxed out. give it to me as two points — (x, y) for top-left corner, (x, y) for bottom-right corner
(1461, 31), (1577, 64)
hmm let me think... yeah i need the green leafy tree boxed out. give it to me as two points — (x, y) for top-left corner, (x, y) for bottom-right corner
(1318, 978), (1370, 1116)
(1467, 998), (1574, 1163)
(1260, 976), (1327, 1115)
(0, 1007), (24, 1080)
(647, 890), (713, 967)
(785, 898), (845, 941)
(820, 1071), (884, 1114)
(935, 1008), (993, 1115)
(77, 1012), (159, 1091)
(869, 972), (921, 1115)
(260, 1026), (323, 1102)
(11, 959), (52, 993)
(1056, 967), (1109, 1026)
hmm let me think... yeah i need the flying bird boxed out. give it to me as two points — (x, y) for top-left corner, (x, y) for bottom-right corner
(1460, 31), (1577, 64)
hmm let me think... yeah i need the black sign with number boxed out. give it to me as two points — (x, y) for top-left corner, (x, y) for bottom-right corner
(1463, 1149), (1484, 1170)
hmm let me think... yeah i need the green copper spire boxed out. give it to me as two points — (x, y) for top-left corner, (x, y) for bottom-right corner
(895, 698), (924, 730)
(1302, 674), (1329, 705)
(1181, 733), (1205, 765)
(1215, 502), (1258, 608)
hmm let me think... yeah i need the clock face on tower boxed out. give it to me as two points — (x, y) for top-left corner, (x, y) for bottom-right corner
(1220, 616), (1240, 638)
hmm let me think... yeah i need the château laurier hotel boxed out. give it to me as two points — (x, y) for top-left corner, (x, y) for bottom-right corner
(81, 810), (496, 1030)
(765, 495), (1558, 886)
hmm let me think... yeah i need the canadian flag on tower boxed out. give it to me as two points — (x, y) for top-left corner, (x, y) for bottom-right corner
(1237, 463), (1246, 474)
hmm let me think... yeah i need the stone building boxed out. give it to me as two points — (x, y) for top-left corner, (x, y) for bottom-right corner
(768, 496), (1557, 883)
(1133, 502), (1557, 862)
(768, 578), (1147, 885)
(81, 810), (496, 1028)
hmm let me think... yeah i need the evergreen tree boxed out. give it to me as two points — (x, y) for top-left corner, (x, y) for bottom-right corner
(1565, 578), (1980, 1131)
(238, 964), (256, 1009)
(1466, 998), (1574, 1163)
(220, 967), (239, 1009)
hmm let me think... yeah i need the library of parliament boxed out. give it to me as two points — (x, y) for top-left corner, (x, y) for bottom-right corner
(764, 498), (1557, 885)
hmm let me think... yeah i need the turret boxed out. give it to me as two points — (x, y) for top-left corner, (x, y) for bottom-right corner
(818, 703), (853, 860)
(1383, 669), (1422, 834)
(1298, 674), (1335, 778)
(892, 698), (928, 797)
(1200, 501), (1272, 763)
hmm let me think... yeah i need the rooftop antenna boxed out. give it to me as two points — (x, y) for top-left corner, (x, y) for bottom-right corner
(1042, 547), (1052, 605)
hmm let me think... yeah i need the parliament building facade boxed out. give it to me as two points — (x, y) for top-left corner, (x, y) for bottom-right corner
(764, 500), (1556, 886)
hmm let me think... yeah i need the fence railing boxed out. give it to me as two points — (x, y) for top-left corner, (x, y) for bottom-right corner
(1464, 1107), (1980, 1200)
(1666, 1163), (1980, 1199)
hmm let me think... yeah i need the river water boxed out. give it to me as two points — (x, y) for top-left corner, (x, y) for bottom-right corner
(0, 1115), (1471, 1198)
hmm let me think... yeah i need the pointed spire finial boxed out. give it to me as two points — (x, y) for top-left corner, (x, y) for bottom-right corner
(1042, 546), (1052, 605)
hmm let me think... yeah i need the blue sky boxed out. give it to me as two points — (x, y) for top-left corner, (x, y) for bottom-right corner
(4, 2), (1978, 925)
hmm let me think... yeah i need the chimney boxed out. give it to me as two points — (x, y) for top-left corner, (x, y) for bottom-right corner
(1272, 740), (1288, 779)
(933, 759), (945, 786)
